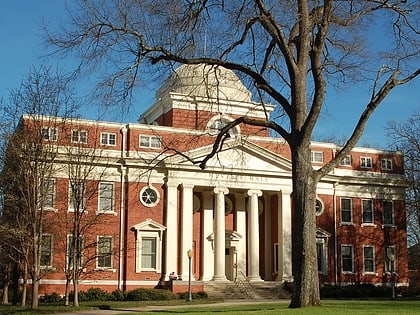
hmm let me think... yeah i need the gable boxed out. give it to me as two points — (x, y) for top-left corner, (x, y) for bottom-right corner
(164, 138), (292, 174)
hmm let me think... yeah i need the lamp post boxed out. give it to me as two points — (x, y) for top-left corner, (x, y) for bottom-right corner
(387, 247), (396, 300)
(187, 249), (193, 302)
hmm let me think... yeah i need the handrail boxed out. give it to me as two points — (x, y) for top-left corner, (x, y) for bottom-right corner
(234, 270), (255, 298)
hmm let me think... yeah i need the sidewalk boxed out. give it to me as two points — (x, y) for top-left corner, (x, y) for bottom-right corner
(52, 299), (286, 315)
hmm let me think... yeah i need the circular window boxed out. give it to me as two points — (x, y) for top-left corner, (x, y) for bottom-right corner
(140, 186), (160, 207)
(315, 199), (324, 216)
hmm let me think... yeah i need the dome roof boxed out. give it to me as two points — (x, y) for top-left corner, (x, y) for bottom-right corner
(156, 64), (252, 102)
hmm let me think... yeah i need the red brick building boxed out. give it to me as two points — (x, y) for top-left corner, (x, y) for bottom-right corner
(17, 64), (409, 295)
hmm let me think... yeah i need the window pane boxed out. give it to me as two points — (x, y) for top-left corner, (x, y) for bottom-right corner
(140, 136), (150, 147)
(342, 245), (353, 272)
(98, 236), (112, 268)
(383, 201), (393, 225)
(362, 199), (373, 223)
(41, 235), (52, 267)
(341, 198), (352, 223)
(364, 247), (374, 272)
(150, 136), (161, 148)
(142, 238), (156, 268)
(99, 183), (113, 212)
(101, 133), (108, 145)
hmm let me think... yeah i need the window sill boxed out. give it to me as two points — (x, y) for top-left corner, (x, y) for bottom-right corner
(341, 272), (355, 275)
(382, 224), (396, 229)
(362, 272), (378, 276)
(361, 223), (377, 228)
(339, 222), (354, 226)
(40, 266), (56, 271)
(96, 211), (117, 216)
(95, 268), (116, 272)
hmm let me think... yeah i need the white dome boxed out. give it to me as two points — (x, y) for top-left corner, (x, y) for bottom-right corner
(156, 64), (252, 102)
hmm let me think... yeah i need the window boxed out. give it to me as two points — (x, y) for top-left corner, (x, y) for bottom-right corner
(98, 182), (114, 213)
(315, 199), (324, 216)
(340, 155), (351, 166)
(381, 158), (393, 170)
(69, 182), (86, 211)
(341, 245), (354, 273)
(40, 234), (53, 268)
(340, 198), (352, 224)
(363, 246), (375, 273)
(97, 236), (113, 269)
(133, 219), (165, 273)
(42, 179), (56, 209)
(139, 186), (160, 207)
(141, 237), (157, 269)
(362, 199), (374, 224)
(385, 246), (396, 273)
(67, 235), (84, 269)
(101, 132), (116, 146)
(139, 135), (161, 148)
(41, 127), (57, 141)
(383, 200), (394, 226)
(360, 157), (372, 168)
(71, 130), (88, 143)
(316, 239), (328, 275)
(311, 151), (323, 163)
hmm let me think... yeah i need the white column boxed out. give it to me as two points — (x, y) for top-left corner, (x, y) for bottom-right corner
(277, 189), (293, 281)
(212, 187), (229, 281)
(264, 194), (272, 280)
(165, 181), (178, 280)
(180, 183), (195, 281)
(201, 191), (214, 281)
(234, 193), (247, 278)
(247, 189), (262, 282)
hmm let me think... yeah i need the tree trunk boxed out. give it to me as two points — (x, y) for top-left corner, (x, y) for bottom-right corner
(73, 269), (79, 307)
(64, 277), (71, 306)
(289, 141), (320, 308)
(1, 283), (9, 305)
(31, 277), (39, 309)
(21, 262), (27, 307)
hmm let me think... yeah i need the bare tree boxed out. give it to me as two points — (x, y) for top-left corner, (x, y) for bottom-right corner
(387, 112), (420, 247)
(0, 66), (77, 309)
(46, 0), (419, 307)
(48, 123), (115, 307)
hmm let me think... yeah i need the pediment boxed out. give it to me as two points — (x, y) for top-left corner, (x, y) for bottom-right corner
(164, 138), (292, 173)
(131, 218), (166, 232)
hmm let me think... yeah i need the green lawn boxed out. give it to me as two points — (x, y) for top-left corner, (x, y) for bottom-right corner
(1, 300), (419, 315)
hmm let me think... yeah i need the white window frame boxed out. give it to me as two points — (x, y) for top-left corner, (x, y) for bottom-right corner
(340, 198), (353, 224)
(96, 236), (114, 270)
(42, 178), (56, 210)
(41, 127), (58, 141)
(136, 231), (162, 272)
(67, 234), (84, 270)
(383, 200), (394, 226)
(316, 238), (328, 275)
(71, 130), (88, 144)
(341, 244), (354, 273)
(381, 158), (393, 170)
(362, 199), (374, 225)
(40, 234), (53, 268)
(68, 181), (86, 212)
(385, 246), (396, 274)
(311, 151), (324, 163)
(339, 155), (352, 166)
(139, 135), (161, 148)
(360, 156), (373, 168)
(139, 186), (160, 207)
(363, 245), (375, 274)
(98, 182), (115, 214)
(101, 132), (117, 146)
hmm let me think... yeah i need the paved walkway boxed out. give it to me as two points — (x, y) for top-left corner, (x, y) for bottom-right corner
(52, 299), (286, 315)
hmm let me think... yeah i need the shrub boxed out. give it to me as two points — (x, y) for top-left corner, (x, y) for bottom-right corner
(40, 292), (63, 303)
(125, 288), (173, 301)
(111, 289), (127, 301)
(70, 287), (112, 302)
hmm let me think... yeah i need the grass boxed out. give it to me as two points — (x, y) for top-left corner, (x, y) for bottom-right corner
(0, 299), (419, 315)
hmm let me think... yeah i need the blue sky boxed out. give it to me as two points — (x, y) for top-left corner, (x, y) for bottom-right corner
(1, 1), (418, 149)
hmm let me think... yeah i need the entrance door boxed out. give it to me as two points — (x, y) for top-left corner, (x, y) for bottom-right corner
(225, 247), (236, 281)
